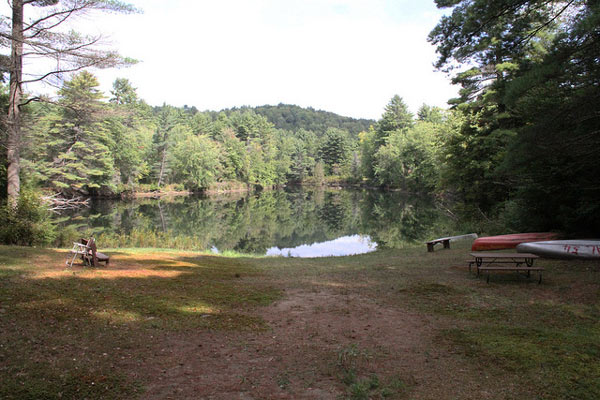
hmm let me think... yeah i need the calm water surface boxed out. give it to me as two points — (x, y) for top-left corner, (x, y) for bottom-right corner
(60, 187), (457, 257)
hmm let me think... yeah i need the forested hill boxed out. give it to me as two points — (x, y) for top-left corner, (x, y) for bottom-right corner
(222, 104), (374, 136)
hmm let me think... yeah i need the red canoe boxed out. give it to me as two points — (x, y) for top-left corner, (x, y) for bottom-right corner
(471, 232), (559, 251)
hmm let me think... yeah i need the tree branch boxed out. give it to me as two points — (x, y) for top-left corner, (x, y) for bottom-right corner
(26, 34), (103, 57)
(513, 0), (577, 48)
(26, 9), (75, 39)
(20, 60), (103, 84)
(22, 5), (81, 34)
(18, 95), (41, 106)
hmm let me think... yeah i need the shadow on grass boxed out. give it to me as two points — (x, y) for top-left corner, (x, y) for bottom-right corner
(2, 245), (600, 400)
(0, 246), (280, 400)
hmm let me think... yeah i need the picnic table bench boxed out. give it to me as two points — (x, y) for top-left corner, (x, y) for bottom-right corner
(469, 252), (543, 283)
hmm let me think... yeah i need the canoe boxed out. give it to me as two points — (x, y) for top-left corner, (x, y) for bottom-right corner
(471, 232), (559, 251)
(517, 240), (600, 259)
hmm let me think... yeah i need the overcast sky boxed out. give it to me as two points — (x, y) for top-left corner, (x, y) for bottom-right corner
(10, 0), (457, 120)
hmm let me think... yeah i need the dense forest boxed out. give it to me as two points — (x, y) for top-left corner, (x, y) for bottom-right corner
(5, 73), (445, 195)
(247, 104), (374, 137)
(177, 104), (374, 138)
(1, 0), (599, 246)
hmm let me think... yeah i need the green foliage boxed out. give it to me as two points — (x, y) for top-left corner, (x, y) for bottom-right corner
(319, 128), (351, 175)
(499, 4), (600, 233)
(171, 134), (221, 191)
(429, 0), (600, 233)
(217, 128), (249, 182)
(0, 189), (55, 246)
(417, 104), (445, 124)
(246, 139), (277, 189)
(358, 96), (443, 193)
(377, 95), (413, 143)
(430, 1), (600, 231)
(17, 75), (449, 211)
(358, 127), (377, 181)
(238, 103), (374, 137)
(439, 104), (514, 212)
(30, 71), (115, 195)
(150, 104), (182, 187)
(312, 162), (325, 186)
(109, 77), (139, 105)
(228, 110), (273, 142)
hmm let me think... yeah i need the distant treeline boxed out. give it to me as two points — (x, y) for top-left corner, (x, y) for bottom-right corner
(5, 72), (442, 198)
(249, 104), (374, 137)
(178, 103), (374, 138)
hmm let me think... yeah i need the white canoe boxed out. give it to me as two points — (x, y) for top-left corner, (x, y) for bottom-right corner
(516, 240), (600, 259)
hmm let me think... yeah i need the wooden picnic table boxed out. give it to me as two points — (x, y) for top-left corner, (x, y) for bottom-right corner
(468, 252), (543, 283)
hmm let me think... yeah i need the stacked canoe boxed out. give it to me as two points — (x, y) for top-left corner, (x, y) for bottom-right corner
(517, 240), (600, 259)
(470, 232), (600, 260)
(471, 232), (559, 251)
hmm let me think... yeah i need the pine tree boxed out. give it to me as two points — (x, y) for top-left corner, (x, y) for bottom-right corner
(2, 0), (137, 205)
(376, 95), (413, 145)
(40, 71), (115, 195)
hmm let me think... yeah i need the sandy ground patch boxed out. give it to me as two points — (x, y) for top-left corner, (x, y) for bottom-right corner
(135, 288), (517, 399)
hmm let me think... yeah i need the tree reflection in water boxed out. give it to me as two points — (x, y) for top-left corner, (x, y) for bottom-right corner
(59, 187), (457, 256)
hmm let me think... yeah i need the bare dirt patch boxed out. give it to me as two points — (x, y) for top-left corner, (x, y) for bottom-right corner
(135, 287), (518, 399)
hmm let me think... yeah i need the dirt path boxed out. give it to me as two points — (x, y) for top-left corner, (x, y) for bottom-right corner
(136, 287), (513, 399)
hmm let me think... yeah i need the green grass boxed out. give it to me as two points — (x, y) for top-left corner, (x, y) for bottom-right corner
(241, 243), (600, 399)
(1, 243), (600, 398)
(0, 246), (280, 399)
(335, 343), (409, 399)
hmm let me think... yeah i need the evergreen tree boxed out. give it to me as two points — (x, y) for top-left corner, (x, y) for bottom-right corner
(2, 0), (137, 206)
(430, 0), (599, 233)
(417, 104), (445, 124)
(318, 128), (351, 175)
(376, 95), (413, 146)
(37, 71), (115, 195)
(151, 105), (180, 187)
(110, 78), (139, 105)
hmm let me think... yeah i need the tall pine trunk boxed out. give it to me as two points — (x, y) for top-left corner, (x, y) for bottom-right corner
(7, 0), (23, 207)
(157, 144), (167, 187)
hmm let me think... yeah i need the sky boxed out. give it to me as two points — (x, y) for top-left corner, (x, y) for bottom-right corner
(9, 0), (458, 120)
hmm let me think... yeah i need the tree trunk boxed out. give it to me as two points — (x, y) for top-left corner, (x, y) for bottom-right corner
(157, 145), (167, 187)
(7, 0), (24, 208)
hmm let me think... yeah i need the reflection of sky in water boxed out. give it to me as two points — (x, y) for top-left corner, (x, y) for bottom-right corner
(266, 235), (377, 258)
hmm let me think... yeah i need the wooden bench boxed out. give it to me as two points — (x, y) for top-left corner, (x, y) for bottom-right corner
(469, 252), (543, 283)
(66, 238), (109, 268)
(427, 238), (450, 252)
(426, 233), (478, 252)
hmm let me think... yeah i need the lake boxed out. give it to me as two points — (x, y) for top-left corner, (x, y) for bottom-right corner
(59, 187), (458, 257)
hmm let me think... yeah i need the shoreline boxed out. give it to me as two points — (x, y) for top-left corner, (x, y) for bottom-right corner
(117, 182), (364, 199)
(87, 181), (410, 201)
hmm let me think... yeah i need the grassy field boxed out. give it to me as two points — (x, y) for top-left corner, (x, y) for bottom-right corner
(1, 243), (599, 399)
